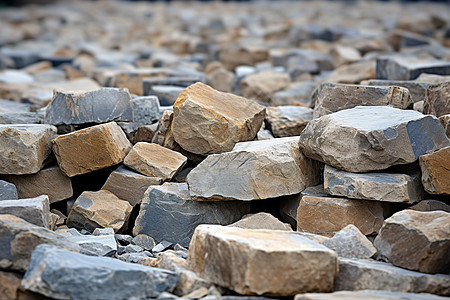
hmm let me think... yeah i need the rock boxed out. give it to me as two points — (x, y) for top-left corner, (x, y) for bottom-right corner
(0, 270), (22, 300)
(323, 165), (424, 203)
(187, 137), (321, 201)
(2, 166), (73, 203)
(142, 75), (205, 96)
(102, 165), (163, 207)
(93, 227), (115, 236)
(0, 111), (40, 125)
(265, 106), (313, 137)
(297, 185), (384, 237)
(133, 124), (158, 144)
(0, 195), (50, 228)
(21, 244), (177, 299)
(115, 234), (133, 246)
(334, 258), (450, 296)
(271, 81), (316, 107)
(0, 124), (57, 175)
(423, 82), (450, 118)
(256, 128), (274, 140)
(124, 142), (187, 181)
(205, 62), (235, 93)
(52, 122), (132, 177)
(330, 45), (362, 67)
(365, 79), (431, 103)
(322, 224), (377, 259)
(322, 60), (376, 84)
(241, 71), (290, 103)
(228, 213), (292, 231)
(419, 146), (450, 195)
(67, 190), (133, 233)
(296, 290), (448, 300)
(298, 106), (450, 173)
(64, 234), (117, 257)
(132, 234), (156, 251)
(0, 180), (17, 200)
(312, 83), (412, 118)
(132, 95), (161, 125)
(188, 225), (337, 296)
(171, 82), (266, 155)
(152, 110), (173, 145)
(123, 244), (144, 253)
(149, 85), (184, 106)
(133, 183), (250, 247)
(44, 88), (133, 125)
(376, 55), (450, 80)
(153, 241), (173, 253)
(439, 114), (450, 138)
(409, 200), (450, 213)
(0, 214), (80, 272)
(374, 210), (450, 274)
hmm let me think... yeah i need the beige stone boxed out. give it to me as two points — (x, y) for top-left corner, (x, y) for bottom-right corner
(423, 82), (450, 118)
(151, 110), (173, 146)
(419, 146), (450, 195)
(439, 114), (450, 138)
(0, 270), (22, 300)
(265, 106), (313, 137)
(296, 290), (448, 300)
(218, 45), (269, 70)
(205, 62), (235, 93)
(374, 210), (450, 274)
(171, 82), (265, 155)
(409, 200), (450, 213)
(67, 190), (133, 233)
(188, 225), (337, 296)
(241, 71), (290, 103)
(330, 45), (362, 67)
(228, 213), (292, 231)
(52, 122), (132, 177)
(322, 60), (376, 84)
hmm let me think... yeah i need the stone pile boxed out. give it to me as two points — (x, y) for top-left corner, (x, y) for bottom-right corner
(0, 0), (449, 299)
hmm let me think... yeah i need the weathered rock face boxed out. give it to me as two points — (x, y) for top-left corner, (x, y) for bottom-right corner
(0, 124), (57, 175)
(171, 82), (266, 155)
(228, 213), (292, 231)
(132, 96), (160, 125)
(299, 106), (450, 173)
(439, 114), (450, 138)
(374, 210), (450, 274)
(0, 195), (50, 228)
(365, 79), (431, 104)
(312, 83), (412, 118)
(423, 82), (450, 118)
(409, 200), (450, 213)
(241, 71), (291, 103)
(21, 244), (178, 300)
(0, 180), (17, 200)
(0, 270), (22, 300)
(44, 88), (133, 125)
(124, 142), (187, 181)
(64, 234), (118, 257)
(133, 183), (250, 247)
(188, 225), (337, 296)
(52, 122), (132, 177)
(324, 165), (424, 203)
(420, 146), (450, 195)
(265, 106), (313, 137)
(187, 137), (321, 201)
(67, 190), (133, 233)
(205, 62), (235, 93)
(296, 290), (449, 300)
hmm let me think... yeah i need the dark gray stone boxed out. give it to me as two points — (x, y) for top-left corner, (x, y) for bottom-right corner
(366, 79), (431, 103)
(143, 76), (205, 96)
(0, 180), (17, 200)
(0, 99), (32, 113)
(152, 241), (173, 253)
(376, 55), (450, 80)
(0, 112), (40, 124)
(0, 195), (50, 228)
(150, 85), (184, 106)
(132, 95), (161, 125)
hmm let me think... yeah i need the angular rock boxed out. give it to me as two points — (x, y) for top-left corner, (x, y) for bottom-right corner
(133, 183), (250, 247)
(171, 82), (266, 155)
(188, 225), (337, 296)
(241, 71), (290, 103)
(322, 60), (376, 84)
(142, 75), (205, 96)
(132, 124), (158, 144)
(409, 200), (450, 213)
(423, 82), (450, 118)
(132, 234), (156, 251)
(0, 195), (50, 228)
(324, 165), (424, 203)
(187, 137), (321, 201)
(419, 146), (450, 195)
(93, 227), (115, 236)
(299, 106), (450, 173)
(22, 244), (177, 299)
(132, 95), (161, 125)
(0, 111), (40, 125)
(205, 62), (235, 93)
(44, 88), (133, 125)
(124, 142), (187, 181)
(296, 290), (448, 300)
(149, 85), (184, 106)
(265, 106), (313, 137)
(0, 270), (22, 300)
(64, 234), (117, 257)
(330, 45), (362, 67)
(312, 83), (412, 118)
(365, 79), (431, 103)
(271, 81), (316, 107)
(439, 114), (450, 138)
(52, 122), (132, 177)
(374, 210), (450, 274)
(0, 124), (57, 175)
(67, 190), (133, 233)
(0, 180), (17, 200)
(153, 241), (173, 253)
(228, 213), (292, 231)
(376, 55), (450, 80)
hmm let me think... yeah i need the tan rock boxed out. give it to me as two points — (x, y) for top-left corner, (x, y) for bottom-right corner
(171, 82), (266, 155)
(296, 290), (448, 300)
(188, 225), (337, 296)
(151, 110), (173, 146)
(330, 45), (362, 67)
(0, 270), (21, 300)
(423, 82), (450, 118)
(52, 122), (132, 177)
(420, 146), (450, 195)
(241, 71), (290, 103)
(265, 106), (313, 137)
(67, 190), (133, 233)
(228, 213), (292, 231)
(218, 45), (269, 70)
(124, 142), (187, 181)
(322, 60), (376, 84)
(205, 62), (235, 93)
(409, 200), (450, 213)
(374, 210), (450, 274)
(439, 114), (450, 138)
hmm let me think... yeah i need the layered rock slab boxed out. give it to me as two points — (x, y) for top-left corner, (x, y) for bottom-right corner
(296, 290), (448, 300)
(419, 146), (450, 195)
(0, 195), (50, 228)
(265, 106), (313, 137)
(0, 180), (17, 200)
(423, 82), (450, 118)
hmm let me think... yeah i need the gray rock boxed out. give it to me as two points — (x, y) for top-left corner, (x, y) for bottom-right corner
(365, 79), (431, 103)
(142, 75), (205, 96)
(0, 195), (50, 228)
(64, 234), (118, 257)
(376, 55), (450, 80)
(296, 290), (448, 300)
(153, 241), (173, 253)
(0, 99), (32, 113)
(0, 112), (40, 124)
(409, 200), (450, 213)
(132, 95), (161, 125)
(265, 106), (313, 137)
(423, 81), (450, 118)
(124, 244), (144, 253)
(93, 227), (115, 236)
(0, 180), (17, 200)
(21, 244), (178, 299)
(271, 81), (316, 107)
(115, 234), (133, 246)
(150, 85), (184, 106)
(117, 251), (153, 263)
(132, 234), (156, 251)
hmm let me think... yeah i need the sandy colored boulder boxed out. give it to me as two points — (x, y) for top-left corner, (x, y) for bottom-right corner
(205, 61), (235, 93)
(171, 82), (266, 155)
(241, 71), (291, 103)
(0, 270), (22, 300)
(228, 213), (292, 231)
(52, 122), (132, 177)
(409, 200), (450, 213)
(423, 82), (450, 118)
(188, 225), (337, 296)
(420, 146), (450, 195)
(439, 114), (450, 138)
(265, 106), (313, 137)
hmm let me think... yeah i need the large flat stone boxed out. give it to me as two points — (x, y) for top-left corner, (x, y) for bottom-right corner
(265, 106), (313, 137)
(0, 180), (17, 200)
(424, 82), (450, 118)
(419, 146), (450, 195)
(299, 106), (449, 172)
(0, 195), (50, 228)
(365, 79), (431, 103)
(296, 290), (448, 300)
(376, 55), (450, 80)
(64, 234), (118, 257)
(187, 137), (321, 201)
(188, 225), (337, 296)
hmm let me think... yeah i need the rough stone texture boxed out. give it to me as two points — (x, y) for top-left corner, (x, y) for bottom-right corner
(133, 183), (250, 247)
(0, 124), (57, 175)
(67, 190), (133, 233)
(322, 224), (377, 259)
(376, 55), (450, 80)
(102, 165), (162, 207)
(265, 106), (313, 137)
(150, 85), (184, 106)
(322, 60), (376, 84)
(0, 214), (80, 272)
(299, 106), (450, 173)
(187, 137), (321, 201)
(297, 186), (384, 237)
(439, 114), (450, 138)
(365, 79), (431, 103)
(2, 166), (73, 203)
(334, 258), (450, 296)
(44, 88), (133, 125)
(313, 83), (412, 118)
(64, 234), (117, 257)
(409, 200), (450, 213)
(374, 210), (450, 274)
(241, 71), (291, 103)
(124, 142), (187, 181)
(0, 195), (50, 228)
(132, 96), (161, 125)
(229, 213), (292, 231)
(21, 244), (178, 300)
(323, 165), (424, 203)
(296, 290), (448, 300)
(0, 180), (17, 200)
(171, 82), (266, 155)
(152, 110), (173, 145)
(419, 146), (450, 195)
(52, 122), (132, 177)
(271, 81), (316, 107)
(188, 225), (337, 296)
(423, 82), (450, 118)
(0, 270), (22, 300)
(205, 62), (235, 93)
